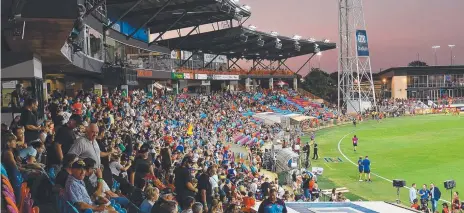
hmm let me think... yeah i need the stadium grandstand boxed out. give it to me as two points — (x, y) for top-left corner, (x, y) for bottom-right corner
(3, 0), (458, 213)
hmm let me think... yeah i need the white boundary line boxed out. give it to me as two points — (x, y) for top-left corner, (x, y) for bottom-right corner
(336, 129), (450, 203)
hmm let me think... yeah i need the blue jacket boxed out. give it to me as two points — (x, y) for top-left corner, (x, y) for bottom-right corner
(430, 187), (441, 201)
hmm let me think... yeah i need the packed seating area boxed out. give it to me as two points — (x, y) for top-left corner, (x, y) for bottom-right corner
(1, 88), (345, 213)
(176, 68), (294, 76)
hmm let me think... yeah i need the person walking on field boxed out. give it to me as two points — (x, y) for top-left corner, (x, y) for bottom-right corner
(312, 142), (319, 160)
(352, 135), (358, 152)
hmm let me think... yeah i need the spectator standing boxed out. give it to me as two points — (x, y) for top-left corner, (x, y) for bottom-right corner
(409, 183), (417, 204)
(175, 156), (198, 203)
(258, 189), (287, 213)
(20, 98), (41, 144)
(452, 191), (460, 213)
(261, 178), (271, 199)
(54, 114), (81, 168)
(429, 183), (441, 213)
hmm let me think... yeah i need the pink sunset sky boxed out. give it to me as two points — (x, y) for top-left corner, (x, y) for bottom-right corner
(238, 0), (464, 74)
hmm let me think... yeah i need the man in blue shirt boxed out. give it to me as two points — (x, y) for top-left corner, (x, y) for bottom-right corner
(258, 189), (287, 213)
(418, 184), (430, 208)
(362, 156), (371, 182)
(357, 156), (364, 182)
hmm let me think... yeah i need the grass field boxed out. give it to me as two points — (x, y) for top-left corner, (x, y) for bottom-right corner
(301, 115), (464, 204)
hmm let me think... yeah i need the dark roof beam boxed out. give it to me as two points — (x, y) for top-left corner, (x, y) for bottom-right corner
(122, 0), (216, 18)
(126, 0), (174, 40)
(149, 11), (188, 46)
(105, 0), (144, 30)
(147, 11), (224, 28)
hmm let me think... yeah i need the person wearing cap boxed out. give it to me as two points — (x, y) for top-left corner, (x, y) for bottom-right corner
(54, 114), (81, 166)
(65, 159), (116, 213)
(129, 143), (154, 186)
(55, 153), (78, 188)
(174, 156), (198, 204)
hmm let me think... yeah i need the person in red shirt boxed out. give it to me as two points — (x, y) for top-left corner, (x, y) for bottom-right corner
(72, 98), (83, 115)
(410, 199), (419, 210)
(352, 135), (358, 152)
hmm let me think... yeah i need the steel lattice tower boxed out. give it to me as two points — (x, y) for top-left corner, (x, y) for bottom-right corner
(337, 0), (376, 113)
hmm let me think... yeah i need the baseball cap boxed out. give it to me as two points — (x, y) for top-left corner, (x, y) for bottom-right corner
(83, 158), (96, 169)
(139, 143), (150, 153)
(69, 114), (83, 125)
(71, 160), (86, 169)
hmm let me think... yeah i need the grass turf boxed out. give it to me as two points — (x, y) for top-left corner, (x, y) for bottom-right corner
(301, 114), (464, 203)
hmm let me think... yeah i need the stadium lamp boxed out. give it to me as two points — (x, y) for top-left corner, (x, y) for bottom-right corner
(275, 38), (282, 50)
(248, 25), (257, 31)
(294, 41), (301, 51)
(232, 0), (239, 4)
(257, 35), (264, 47)
(235, 7), (241, 13)
(242, 5), (251, 11)
(316, 52), (322, 56)
(240, 33), (248, 42)
(323, 39), (330, 43)
(279, 54), (283, 57)
(307, 37), (316, 42)
(270, 31), (279, 37)
(292, 35), (301, 41)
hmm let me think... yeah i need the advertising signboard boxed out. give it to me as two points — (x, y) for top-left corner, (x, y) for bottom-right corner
(356, 30), (370, 57)
(212, 75), (240, 80)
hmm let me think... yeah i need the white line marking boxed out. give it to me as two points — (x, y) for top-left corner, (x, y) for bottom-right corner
(337, 129), (450, 203)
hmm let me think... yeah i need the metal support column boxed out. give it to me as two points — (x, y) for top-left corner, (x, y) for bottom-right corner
(204, 54), (219, 68)
(296, 53), (316, 75)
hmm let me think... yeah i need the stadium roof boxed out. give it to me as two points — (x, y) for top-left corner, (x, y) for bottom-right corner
(378, 65), (464, 77)
(156, 26), (337, 60)
(106, 0), (251, 34)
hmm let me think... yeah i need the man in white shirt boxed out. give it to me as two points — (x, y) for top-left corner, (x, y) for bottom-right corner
(409, 183), (417, 204)
(249, 178), (258, 194)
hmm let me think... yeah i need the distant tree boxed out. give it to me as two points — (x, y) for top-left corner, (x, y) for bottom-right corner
(301, 68), (337, 103)
(408, 60), (428, 67)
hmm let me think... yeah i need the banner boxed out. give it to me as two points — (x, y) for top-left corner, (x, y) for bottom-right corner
(171, 72), (184, 80)
(94, 84), (103, 97)
(356, 30), (369, 56)
(201, 80), (211, 86)
(183, 73), (192, 79)
(213, 75), (240, 80)
(195, 74), (208, 80)
(204, 54), (227, 64)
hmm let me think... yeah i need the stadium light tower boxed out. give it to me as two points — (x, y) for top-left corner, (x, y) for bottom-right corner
(448, 44), (455, 65)
(432, 45), (440, 65)
(338, 0), (376, 113)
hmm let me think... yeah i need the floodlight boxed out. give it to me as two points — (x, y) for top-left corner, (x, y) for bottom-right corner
(323, 39), (330, 43)
(242, 5), (251, 11)
(314, 43), (319, 48)
(230, 51), (235, 54)
(257, 36), (264, 47)
(275, 38), (282, 49)
(294, 41), (301, 51)
(270, 31), (279, 37)
(316, 52), (322, 56)
(235, 7), (241, 13)
(279, 54), (283, 57)
(240, 33), (248, 42)
(292, 35), (301, 40)
(308, 37), (316, 42)
(231, 0), (239, 4)
(248, 25), (257, 31)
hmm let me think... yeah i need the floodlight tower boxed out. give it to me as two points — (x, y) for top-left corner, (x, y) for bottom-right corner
(338, 0), (376, 113)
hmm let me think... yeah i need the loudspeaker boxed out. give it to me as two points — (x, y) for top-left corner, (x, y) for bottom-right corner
(393, 179), (406, 188)
(444, 180), (456, 190)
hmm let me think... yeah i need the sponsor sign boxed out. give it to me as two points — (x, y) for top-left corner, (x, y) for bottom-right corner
(94, 84), (103, 97)
(137, 70), (153, 78)
(183, 73), (193, 79)
(195, 74), (208, 80)
(212, 75), (240, 80)
(204, 54), (227, 64)
(171, 72), (184, 80)
(356, 30), (369, 56)
(201, 80), (211, 86)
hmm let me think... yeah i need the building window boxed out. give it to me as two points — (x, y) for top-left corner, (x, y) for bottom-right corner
(85, 26), (103, 60)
